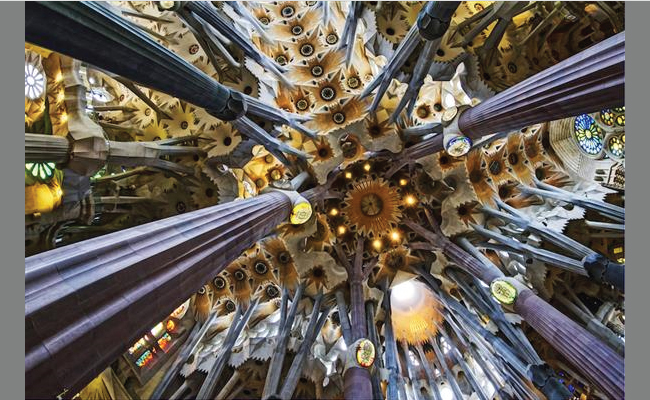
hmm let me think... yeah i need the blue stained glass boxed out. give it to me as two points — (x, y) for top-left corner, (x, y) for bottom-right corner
(574, 114), (604, 155)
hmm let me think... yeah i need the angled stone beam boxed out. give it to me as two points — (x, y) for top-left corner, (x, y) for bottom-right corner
(446, 269), (540, 365)
(365, 300), (385, 400)
(25, 1), (246, 122)
(414, 344), (442, 400)
(279, 296), (330, 400)
(399, 340), (421, 400)
(520, 178), (625, 222)
(184, 2), (292, 87)
(150, 314), (215, 400)
(226, 1), (273, 44)
(335, 290), (353, 345)
(380, 282), (401, 400)
(430, 336), (465, 400)
(175, 7), (240, 69)
(362, 23), (421, 112)
(338, 1), (364, 65)
(487, 196), (594, 259)
(470, 223), (588, 275)
(436, 325), (490, 400)
(390, 2), (461, 121)
(196, 298), (260, 399)
(262, 283), (305, 399)
(555, 292), (625, 355)
(25, 191), (294, 399)
(26, 132), (207, 176)
(403, 219), (505, 283)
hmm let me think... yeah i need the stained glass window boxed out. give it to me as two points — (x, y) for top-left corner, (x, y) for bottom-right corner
(25, 61), (44, 100)
(25, 162), (56, 182)
(613, 106), (625, 126)
(135, 350), (153, 368)
(600, 109), (614, 126)
(608, 134), (625, 159)
(157, 332), (172, 353)
(615, 114), (625, 127)
(573, 114), (604, 155)
(128, 337), (148, 355)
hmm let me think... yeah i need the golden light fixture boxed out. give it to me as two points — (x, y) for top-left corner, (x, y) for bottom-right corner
(390, 230), (400, 242)
(337, 226), (346, 235)
(329, 208), (339, 216)
(363, 163), (371, 172)
(345, 171), (353, 179)
(399, 178), (408, 186)
(372, 239), (382, 251)
(404, 195), (417, 206)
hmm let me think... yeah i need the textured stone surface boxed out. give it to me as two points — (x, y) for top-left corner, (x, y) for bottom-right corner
(515, 288), (625, 400)
(25, 192), (291, 398)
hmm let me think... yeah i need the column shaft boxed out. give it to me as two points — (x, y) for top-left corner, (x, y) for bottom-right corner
(25, 2), (243, 120)
(25, 133), (70, 164)
(515, 289), (624, 400)
(398, 31), (624, 159)
(459, 32), (625, 138)
(25, 191), (291, 399)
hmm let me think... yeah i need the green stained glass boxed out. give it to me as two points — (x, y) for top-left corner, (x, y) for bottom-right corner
(25, 162), (56, 182)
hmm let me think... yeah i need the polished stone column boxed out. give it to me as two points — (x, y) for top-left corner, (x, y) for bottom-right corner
(515, 288), (625, 400)
(25, 191), (292, 399)
(25, 1), (245, 121)
(381, 284), (402, 400)
(458, 31), (625, 139)
(343, 239), (373, 399)
(395, 31), (624, 159)
(26, 132), (205, 175)
(409, 221), (624, 399)
(25, 133), (70, 164)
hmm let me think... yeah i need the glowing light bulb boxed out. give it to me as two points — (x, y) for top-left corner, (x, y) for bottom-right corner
(330, 208), (339, 216)
(345, 171), (352, 179)
(372, 239), (382, 251)
(54, 71), (63, 83)
(440, 386), (453, 400)
(338, 226), (346, 235)
(60, 112), (68, 123)
(363, 163), (371, 172)
(390, 231), (400, 242)
(391, 280), (418, 305)
(405, 195), (416, 206)
(399, 178), (408, 186)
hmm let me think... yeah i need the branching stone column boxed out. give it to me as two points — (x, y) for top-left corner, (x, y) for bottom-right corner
(511, 281), (625, 400)
(25, 133), (70, 165)
(457, 31), (625, 139)
(407, 219), (624, 399)
(341, 239), (373, 399)
(25, 191), (296, 399)
(25, 1), (246, 121)
(392, 31), (624, 158)
(381, 283), (401, 400)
